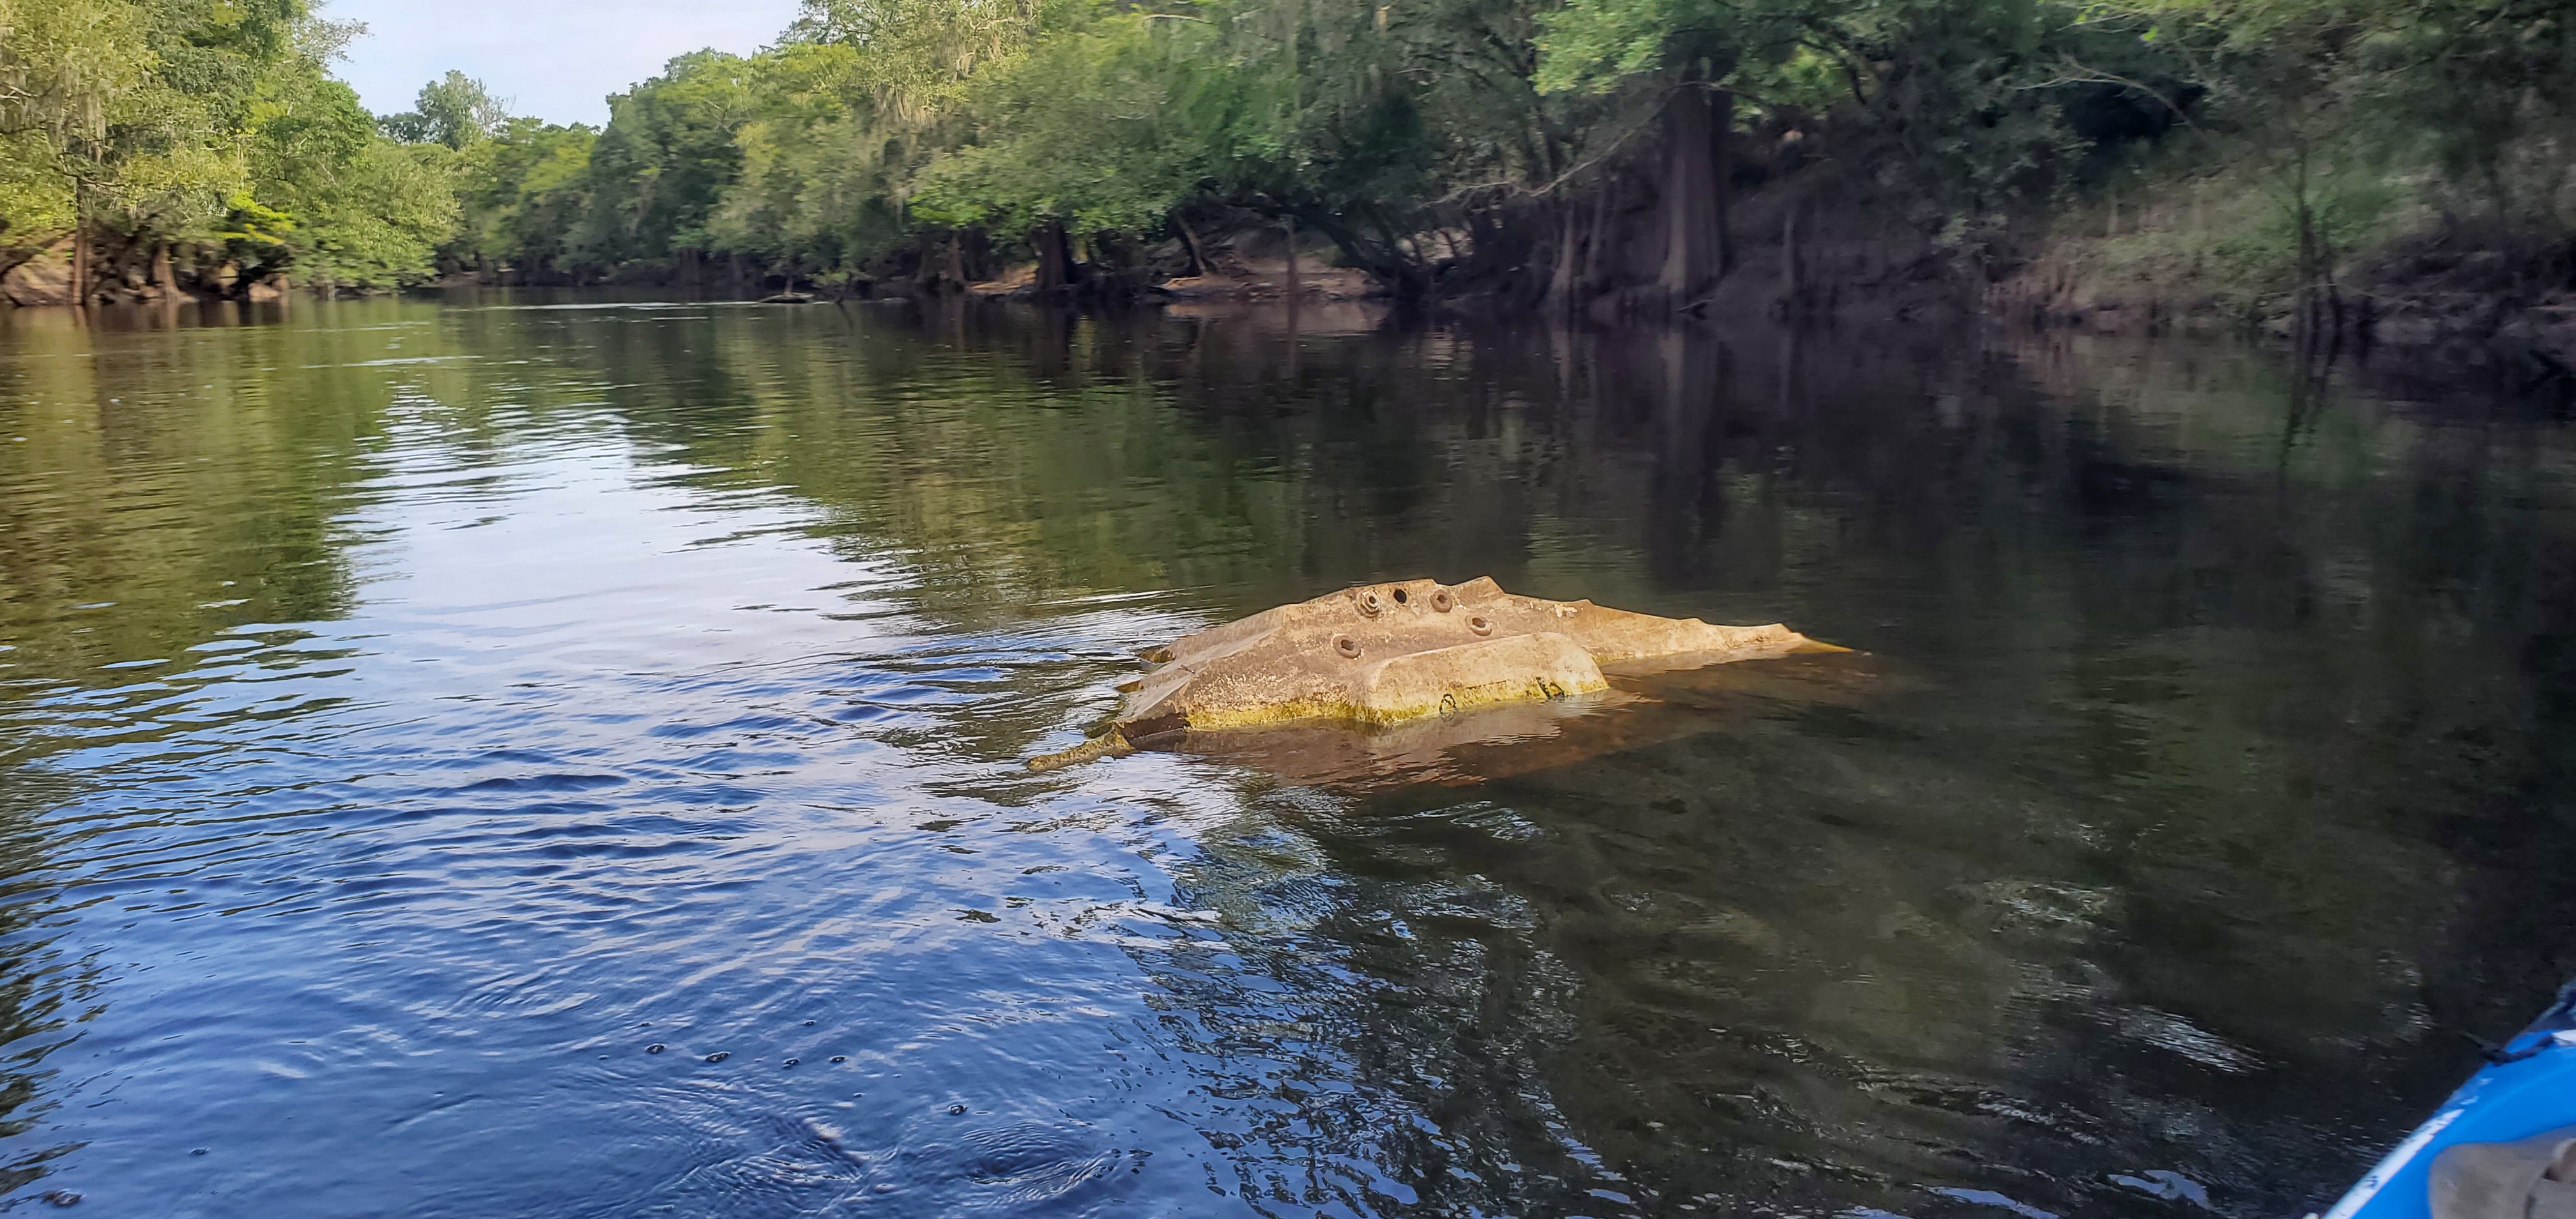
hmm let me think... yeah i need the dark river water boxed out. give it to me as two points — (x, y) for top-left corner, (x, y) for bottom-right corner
(0, 295), (2570, 1218)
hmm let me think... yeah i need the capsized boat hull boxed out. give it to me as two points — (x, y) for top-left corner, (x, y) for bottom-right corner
(1030, 576), (1842, 770)
(1162, 649), (1882, 788)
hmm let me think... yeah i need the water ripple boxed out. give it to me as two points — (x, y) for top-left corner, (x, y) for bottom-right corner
(0, 300), (2567, 1218)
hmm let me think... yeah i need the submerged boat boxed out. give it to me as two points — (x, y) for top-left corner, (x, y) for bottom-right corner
(2321, 979), (2576, 1219)
(1027, 576), (1841, 771)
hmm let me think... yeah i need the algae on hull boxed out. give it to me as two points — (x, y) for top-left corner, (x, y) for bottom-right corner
(1031, 576), (1841, 770)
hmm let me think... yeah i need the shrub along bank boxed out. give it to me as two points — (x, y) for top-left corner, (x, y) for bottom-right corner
(4, 0), (2572, 349)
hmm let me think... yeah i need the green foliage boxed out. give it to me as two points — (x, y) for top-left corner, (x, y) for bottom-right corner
(212, 190), (292, 254)
(790, 0), (1068, 123)
(698, 43), (905, 273)
(578, 51), (758, 263)
(1533, 0), (1763, 94)
(0, 0), (252, 241)
(381, 70), (510, 149)
(1539, 0), (2135, 232)
(445, 118), (595, 274)
(279, 138), (459, 286)
(8, 0), (2563, 303)
(0, 0), (157, 263)
(2039, 147), (2409, 313)
(2043, 0), (2574, 307)
(911, 14), (1222, 235)
(386, 0), (2208, 286)
(0, 0), (460, 293)
(231, 20), (456, 286)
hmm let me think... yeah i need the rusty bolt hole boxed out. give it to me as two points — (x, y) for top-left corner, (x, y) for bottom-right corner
(1390, 588), (1409, 605)
(1468, 615), (1494, 636)
(1430, 588), (1453, 613)
(1356, 591), (1382, 617)
(1335, 636), (1362, 659)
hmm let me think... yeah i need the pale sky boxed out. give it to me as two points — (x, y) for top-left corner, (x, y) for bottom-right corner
(327, 0), (806, 127)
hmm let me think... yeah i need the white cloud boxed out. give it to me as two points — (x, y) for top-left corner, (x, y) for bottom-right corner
(327, 0), (806, 126)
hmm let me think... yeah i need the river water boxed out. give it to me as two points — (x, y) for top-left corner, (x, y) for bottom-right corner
(0, 296), (2570, 1218)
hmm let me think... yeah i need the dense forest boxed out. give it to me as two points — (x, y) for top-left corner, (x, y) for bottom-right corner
(3, 0), (2572, 330)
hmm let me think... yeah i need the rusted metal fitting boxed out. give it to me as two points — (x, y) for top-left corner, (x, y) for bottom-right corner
(1429, 586), (1454, 613)
(1468, 614), (1494, 636)
(1356, 590), (1383, 618)
(1334, 635), (1363, 659)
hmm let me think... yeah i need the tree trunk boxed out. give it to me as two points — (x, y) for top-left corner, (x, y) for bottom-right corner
(1781, 206), (1802, 312)
(1549, 197), (1581, 314)
(68, 218), (88, 307)
(1284, 215), (1301, 298)
(1584, 176), (1614, 293)
(1646, 328), (1724, 583)
(1173, 213), (1209, 278)
(1656, 83), (1727, 310)
(2308, 201), (2328, 335)
(944, 234), (965, 287)
(1034, 221), (1077, 292)
(1710, 89), (1735, 276)
(149, 241), (173, 295)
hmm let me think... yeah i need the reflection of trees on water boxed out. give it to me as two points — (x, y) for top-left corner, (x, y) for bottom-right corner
(1132, 640), (2564, 1214)
(0, 303), (424, 1197)
(2009, 332), (2576, 1056)
(657, 316), (2570, 1216)
(1126, 703), (2432, 1215)
(0, 306), (394, 686)
(4, 297), (2569, 1213)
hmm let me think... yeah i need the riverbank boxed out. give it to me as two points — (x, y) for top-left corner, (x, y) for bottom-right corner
(1983, 167), (2576, 367)
(12, 177), (2570, 379)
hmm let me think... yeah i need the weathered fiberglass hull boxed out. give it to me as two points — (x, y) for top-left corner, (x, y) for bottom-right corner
(2317, 980), (2576, 1219)
(1030, 576), (1843, 770)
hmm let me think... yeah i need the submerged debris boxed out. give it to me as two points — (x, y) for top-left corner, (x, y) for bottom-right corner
(1030, 576), (1841, 771)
